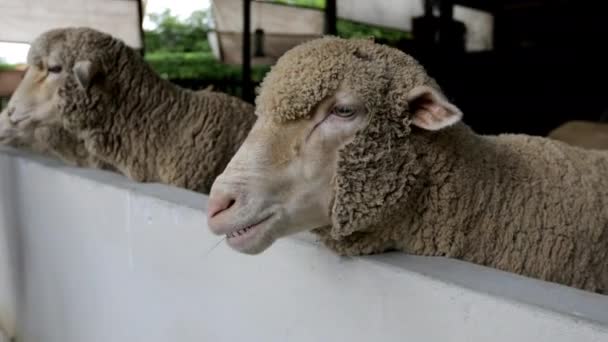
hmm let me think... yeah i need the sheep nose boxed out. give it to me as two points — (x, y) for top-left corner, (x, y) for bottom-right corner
(207, 191), (237, 219)
(7, 107), (15, 117)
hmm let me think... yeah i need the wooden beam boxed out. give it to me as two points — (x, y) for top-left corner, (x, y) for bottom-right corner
(324, 0), (337, 35)
(137, 0), (146, 56)
(242, 0), (252, 102)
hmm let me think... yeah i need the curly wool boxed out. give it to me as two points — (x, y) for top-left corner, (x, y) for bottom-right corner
(30, 28), (256, 193)
(257, 36), (435, 123)
(260, 37), (608, 293)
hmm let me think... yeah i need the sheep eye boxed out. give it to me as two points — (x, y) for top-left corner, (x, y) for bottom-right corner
(331, 105), (356, 118)
(47, 65), (62, 73)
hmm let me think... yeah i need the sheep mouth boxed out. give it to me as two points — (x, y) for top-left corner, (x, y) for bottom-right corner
(9, 114), (33, 129)
(0, 127), (18, 142)
(10, 117), (27, 125)
(9, 113), (30, 125)
(225, 214), (273, 247)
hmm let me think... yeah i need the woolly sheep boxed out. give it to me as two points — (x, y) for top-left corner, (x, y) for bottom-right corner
(5, 27), (256, 193)
(548, 120), (608, 150)
(1, 86), (213, 169)
(206, 37), (608, 293)
(0, 106), (112, 169)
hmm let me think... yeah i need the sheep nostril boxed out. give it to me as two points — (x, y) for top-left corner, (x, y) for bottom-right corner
(7, 108), (15, 117)
(208, 193), (237, 219)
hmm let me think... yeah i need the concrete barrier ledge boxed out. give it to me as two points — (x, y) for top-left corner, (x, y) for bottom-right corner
(1, 147), (607, 342)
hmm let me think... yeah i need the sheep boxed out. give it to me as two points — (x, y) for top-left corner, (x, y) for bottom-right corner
(5, 27), (256, 193)
(0, 106), (113, 169)
(1, 83), (216, 169)
(206, 36), (608, 293)
(548, 120), (608, 150)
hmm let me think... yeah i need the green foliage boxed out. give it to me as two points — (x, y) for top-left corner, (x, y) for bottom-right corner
(273, 0), (325, 8)
(337, 19), (411, 45)
(145, 51), (269, 82)
(144, 9), (210, 53)
(0, 57), (14, 71)
(0, 64), (16, 72)
(144, 8), (270, 86)
(141, 3), (409, 93)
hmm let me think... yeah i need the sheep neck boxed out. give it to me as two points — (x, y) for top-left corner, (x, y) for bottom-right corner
(323, 123), (551, 261)
(320, 123), (504, 258)
(394, 124), (504, 259)
(398, 123), (607, 270)
(92, 48), (201, 181)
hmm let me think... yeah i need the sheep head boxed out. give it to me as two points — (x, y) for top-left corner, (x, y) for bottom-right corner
(207, 37), (462, 254)
(4, 27), (121, 135)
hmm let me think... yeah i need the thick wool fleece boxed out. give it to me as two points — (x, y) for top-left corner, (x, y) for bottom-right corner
(0, 108), (110, 168)
(33, 126), (115, 169)
(31, 27), (256, 193)
(258, 37), (608, 293)
(548, 120), (608, 150)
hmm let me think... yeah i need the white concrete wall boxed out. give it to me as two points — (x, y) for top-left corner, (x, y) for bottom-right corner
(0, 148), (18, 340)
(0, 148), (607, 342)
(0, 0), (142, 48)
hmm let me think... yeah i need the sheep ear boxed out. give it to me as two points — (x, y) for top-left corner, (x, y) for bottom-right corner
(407, 86), (462, 131)
(73, 60), (99, 89)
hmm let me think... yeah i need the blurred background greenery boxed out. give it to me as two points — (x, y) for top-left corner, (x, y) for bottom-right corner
(0, 0), (410, 97)
(0, 57), (13, 72)
(144, 0), (410, 94)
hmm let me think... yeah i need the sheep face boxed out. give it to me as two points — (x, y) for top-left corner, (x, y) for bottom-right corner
(4, 28), (115, 136)
(4, 60), (67, 133)
(208, 87), (369, 254)
(207, 37), (462, 254)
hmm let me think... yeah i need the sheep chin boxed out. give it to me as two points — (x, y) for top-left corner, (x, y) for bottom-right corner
(226, 226), (277, 255)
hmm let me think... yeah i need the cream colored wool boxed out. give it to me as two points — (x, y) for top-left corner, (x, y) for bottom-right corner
(255, 37), (608, 293)
(22, 27), (256, 192)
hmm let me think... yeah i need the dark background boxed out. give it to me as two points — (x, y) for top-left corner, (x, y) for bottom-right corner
(399, 0), (608, 136)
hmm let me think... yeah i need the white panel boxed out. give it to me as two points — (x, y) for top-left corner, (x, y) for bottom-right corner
(207, 31), (221, 61)
(212, 0), (324, 64)
(337, 0), (424, 31)
(0, 148), (607, 341)
(218, 32), (320, 65)
(0, 0), (142, 48)
(211, 0), (494, 63)
(337, 0), (493, 52)
(0, 151), (17, 339)
(454, 5), (493, 51)
(213, 0), (324, 34)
